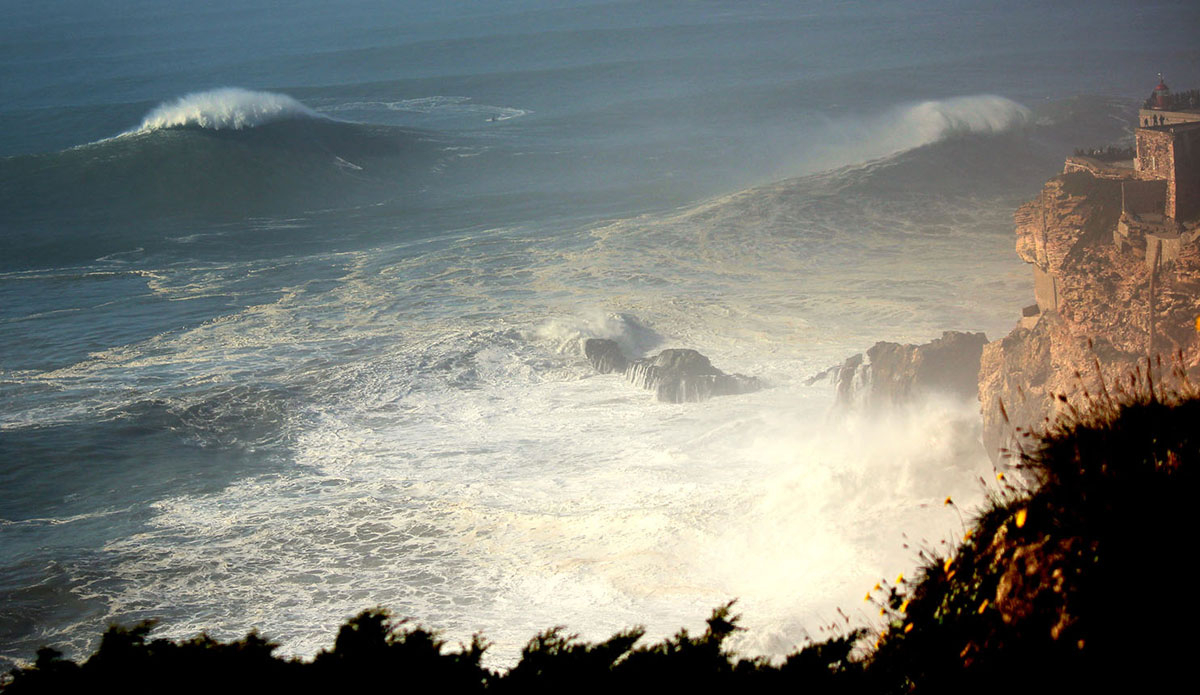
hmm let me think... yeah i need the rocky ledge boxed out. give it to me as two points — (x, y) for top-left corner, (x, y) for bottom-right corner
(810, 331), (988, 410)
(583, 338), (760, 403)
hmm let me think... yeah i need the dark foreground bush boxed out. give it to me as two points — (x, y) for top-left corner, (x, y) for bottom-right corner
(865, 378), (1197, 692)
(5, 385), (1196, 693)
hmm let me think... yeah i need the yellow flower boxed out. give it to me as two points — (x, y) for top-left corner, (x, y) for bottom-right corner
(896, 572), (905, 584)
(978, 599), (989, 614)
(873, 583), (881, 592)
(864, 593), (872, 602)
(1015, 508), (1028, 528)
(879, 608), (886, 616)
(904, 623), (913, 634)
(943, 557), (954, 573)
(996, 471), (1006, 481)
(963, 529), (974, 541)
(899, 599), (910, 613)
(944, 496), (953, 506)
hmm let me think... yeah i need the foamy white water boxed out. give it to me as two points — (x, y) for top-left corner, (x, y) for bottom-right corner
(5, 0), (1189, 673)
(134, 88), (326, 133)
(15, 168), (1029, 666)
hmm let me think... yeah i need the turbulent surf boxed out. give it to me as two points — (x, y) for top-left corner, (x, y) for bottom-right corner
(2, 0), (1195, 672)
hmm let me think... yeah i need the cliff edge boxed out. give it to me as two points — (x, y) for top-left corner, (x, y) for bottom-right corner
(979, 144), (1200, 458)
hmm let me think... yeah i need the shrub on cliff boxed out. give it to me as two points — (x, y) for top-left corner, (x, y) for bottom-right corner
(864, 374), (1196, 692)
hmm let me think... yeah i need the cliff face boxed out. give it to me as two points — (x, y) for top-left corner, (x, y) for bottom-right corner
(979, 170), (1200, 458)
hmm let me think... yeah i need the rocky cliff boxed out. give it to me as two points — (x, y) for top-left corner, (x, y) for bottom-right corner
(978, 170), (1200, 459)
(813, 331), (988, 410)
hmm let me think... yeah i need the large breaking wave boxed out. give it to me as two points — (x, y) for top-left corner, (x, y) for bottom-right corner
(131, 88), (327, 134)
(0, 90), (464, 269)
(789, 94), (1033, 179)
(891, 94), (1031, 145)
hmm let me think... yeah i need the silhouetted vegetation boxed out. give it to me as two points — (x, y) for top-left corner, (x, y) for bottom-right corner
(863, 366), (1196, 692)
(5, 375), (1196, 693)
(1072, 144), (1134, 162)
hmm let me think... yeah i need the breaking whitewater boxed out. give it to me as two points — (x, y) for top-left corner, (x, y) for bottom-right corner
(0, 88), (1132, 668)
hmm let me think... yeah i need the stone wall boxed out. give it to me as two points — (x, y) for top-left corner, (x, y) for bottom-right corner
(1121, 179), (1167, 216)
(1135, 128), (1174, 181)
(1062, 156), (1135, 180)
(1134, 123), (1200, 221)
(1138, 108), (1200, 127)
(1173, 124), (1200, 221)
(1032, 265), (1058, 313)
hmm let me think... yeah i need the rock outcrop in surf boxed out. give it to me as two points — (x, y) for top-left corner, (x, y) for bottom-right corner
(812, 331), (988, 409)
(583, 339), (760, 403)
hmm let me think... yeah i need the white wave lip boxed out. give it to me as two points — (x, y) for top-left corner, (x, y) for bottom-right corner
(133, 88), (324, 133)
(899, 94), (1031, 143)
(786, 94), (1032, 178)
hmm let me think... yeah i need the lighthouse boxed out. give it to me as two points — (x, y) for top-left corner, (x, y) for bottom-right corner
(1152, 73), (1171, 110)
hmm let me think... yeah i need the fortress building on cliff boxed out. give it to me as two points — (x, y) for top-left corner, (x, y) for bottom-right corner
(979, 75), (1200, 459)
(1045, 76), (1200, 319)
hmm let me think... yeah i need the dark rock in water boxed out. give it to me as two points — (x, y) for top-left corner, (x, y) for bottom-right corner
(626, 348), (760, 403)
(583, 340), (759, 402)
(818, 331), (988, 409)
(584, 338), (628, 374)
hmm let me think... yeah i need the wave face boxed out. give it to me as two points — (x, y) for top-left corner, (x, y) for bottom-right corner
(894, 94), (1031, 145)
(132, 88), (326, 133)
(0, 92), (466, 270)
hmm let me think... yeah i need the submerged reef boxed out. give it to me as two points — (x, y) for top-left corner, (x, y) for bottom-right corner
(6, 385), (1194, 693)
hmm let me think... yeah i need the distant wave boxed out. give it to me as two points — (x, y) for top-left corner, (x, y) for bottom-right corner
(788, 94), (1032, 179)
(870, 95), (1031, 157)
(130, 88), (325, 134)
(896, 94), (1031, 143)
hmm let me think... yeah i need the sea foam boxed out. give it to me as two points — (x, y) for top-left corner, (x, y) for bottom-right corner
(132, 88), (324, 133)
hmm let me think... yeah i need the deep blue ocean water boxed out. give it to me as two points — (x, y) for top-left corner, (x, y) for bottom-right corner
(2, 0), (1198, 668)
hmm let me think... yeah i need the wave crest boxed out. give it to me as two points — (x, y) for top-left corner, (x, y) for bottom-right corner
(133, 88), (324, 133)
(790, 94), (1032, 177)
(898, 94), (1031, 144)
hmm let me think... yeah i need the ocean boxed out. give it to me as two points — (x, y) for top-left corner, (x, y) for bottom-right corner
(2, 0), (1197, 668)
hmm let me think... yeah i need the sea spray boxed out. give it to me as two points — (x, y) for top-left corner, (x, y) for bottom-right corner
(790, 94), (1032, 177)
(132, 88), (326, 133)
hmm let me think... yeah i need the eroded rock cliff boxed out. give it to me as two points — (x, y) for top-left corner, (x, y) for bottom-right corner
(978, 170), (1200, 458)
(814, 331), (988, 410)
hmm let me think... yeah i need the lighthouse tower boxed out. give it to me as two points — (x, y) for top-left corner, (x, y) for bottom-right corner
(1138, 73), (1199, 129)
(1152, 73), (1171, 110)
